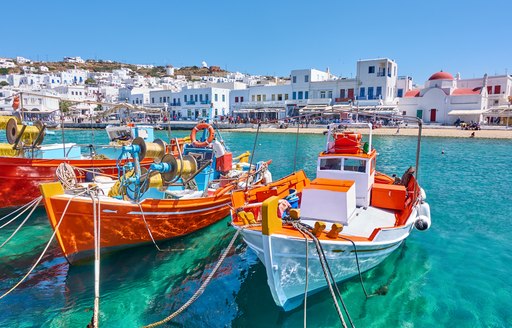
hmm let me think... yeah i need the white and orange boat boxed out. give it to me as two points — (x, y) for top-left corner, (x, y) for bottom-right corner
(39, 124), (274, 263)
(231, 122), (432, 311)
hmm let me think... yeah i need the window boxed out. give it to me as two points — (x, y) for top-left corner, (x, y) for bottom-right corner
(298, 91), (303, 99)
(344, 159), (366, 173)
(184, 95), (187, 102)
(277, 94), (282, 101)
(305, 75), (309, 82)
(214, 94), (218, 101)
(494, 85), (501, 94)
(292, 76), (297, 83)
(305, 91), (309, 99)
(257, 95), (261, 101)
(262, 95), (266, 101)
(240, 96), (244, 102)
(292, 92), (297, 100)
(200, 94), (203, 101)
(368, 87), (374, 99)
(340, 89), (345, 98)
(487, 86), (492, 94)
(152, 97), (154, 103)
(360, 87), (365, 98)
(159, 97), (162, 103)
(377, 86), (383, 97)
(285, 94), (289, 100)
(222, 94), (225, 102)
(71, 91), (74, 95)
(319, 158), (341, 170)
(195, 95), (198, 102)
(320, 91), (326, 98)
(272, 94), (275, 101)
(402, 111), (407, 116)
(235, 96), (239, 103)
(368, 66), (375, 74)
(328, 91), (332, 99)
(205, 94), (209, 101)
(252, 95), (255, 101)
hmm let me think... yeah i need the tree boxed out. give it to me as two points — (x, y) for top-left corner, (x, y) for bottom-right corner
(0, 68), (8, 75)
(94, 104), (103, 111)
(0, 81), (8, 87)
(85, 78), (96, 84)
(59, 100), (72, 113)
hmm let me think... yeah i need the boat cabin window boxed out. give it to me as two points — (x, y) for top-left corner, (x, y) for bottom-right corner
(319, 158), (342, 170)
(343, 159), (366, 173)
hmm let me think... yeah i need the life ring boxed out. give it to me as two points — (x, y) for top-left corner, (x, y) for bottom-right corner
(190, 123), (215, 147)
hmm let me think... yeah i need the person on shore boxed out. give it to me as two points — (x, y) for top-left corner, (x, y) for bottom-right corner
(470, 132), (475, 138)
(396, 126), (400, 134)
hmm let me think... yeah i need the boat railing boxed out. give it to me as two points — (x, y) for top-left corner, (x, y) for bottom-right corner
(63, 143), (126, 159)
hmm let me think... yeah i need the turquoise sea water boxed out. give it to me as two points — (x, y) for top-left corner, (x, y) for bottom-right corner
(0, 129), (511, 327)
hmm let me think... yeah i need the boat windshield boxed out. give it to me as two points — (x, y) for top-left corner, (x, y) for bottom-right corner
(319, 157), (367, 173)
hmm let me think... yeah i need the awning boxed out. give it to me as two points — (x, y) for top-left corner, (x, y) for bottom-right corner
(448, 110), (487, 116)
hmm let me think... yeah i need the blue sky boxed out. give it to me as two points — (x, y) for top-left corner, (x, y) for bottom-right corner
(3, 0), (511, 82)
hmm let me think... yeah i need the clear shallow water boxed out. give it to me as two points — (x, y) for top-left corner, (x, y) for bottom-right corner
(1, 130), (511, 327)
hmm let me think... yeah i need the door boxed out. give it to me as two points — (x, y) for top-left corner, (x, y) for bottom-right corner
(430, 109), (436, 122)
(416, 109), (423, 119)
(348, 89), (354, 100)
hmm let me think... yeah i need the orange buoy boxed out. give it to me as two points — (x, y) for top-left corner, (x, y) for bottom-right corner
(190, 123), (215, 147)
(12, 96), (20, 110)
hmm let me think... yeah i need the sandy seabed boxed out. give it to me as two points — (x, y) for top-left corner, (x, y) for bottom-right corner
(224, 126), (512, 139)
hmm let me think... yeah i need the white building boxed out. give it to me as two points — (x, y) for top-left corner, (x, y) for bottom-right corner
(355, 58), (398, 106)
(16, 56), (32, 64)
(60, 68), (88, 84)
(64, 56), (85, 64)
(148, 85), (231, 120)
(398, 71), (488, 124)
(228, 58), (401, 119)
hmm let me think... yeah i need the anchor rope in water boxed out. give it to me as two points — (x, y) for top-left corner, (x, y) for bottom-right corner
(0, 190), (88, 300)
(336, 235), (372, 299)
(0, 196), (41, 223)
(0, 197), (43, 249)
(292, 222), (351, 328)
(143, 224), (259, 328)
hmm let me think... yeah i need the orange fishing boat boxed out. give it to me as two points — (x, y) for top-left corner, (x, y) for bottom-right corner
(39, 123), (274, 263)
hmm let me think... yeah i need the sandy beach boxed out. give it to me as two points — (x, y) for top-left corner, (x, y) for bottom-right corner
(224, 126), (512, 139)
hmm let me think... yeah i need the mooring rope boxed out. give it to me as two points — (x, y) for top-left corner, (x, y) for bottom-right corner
(0, 196), (41, 223)
(136, 203), (165, 252)
(336, 235), (371, 299)
(0, 190), (88, 300)
(245, 123), (261, 191)
(0, 196), (41, 229)
(89, 189), (101, 328)
(143, 225), (258, 328)
(295, 225), (310, 328)
(0, 197), (42, 249)
(292, 222), (350, 328)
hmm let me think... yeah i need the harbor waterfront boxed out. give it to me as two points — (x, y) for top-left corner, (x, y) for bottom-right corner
(0, 129), (511, 327)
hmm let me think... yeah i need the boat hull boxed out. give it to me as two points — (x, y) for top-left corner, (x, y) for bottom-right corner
(0, 157), (150, 209)
(43, 193), (232, 263)
(239, 223), (413, 311)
